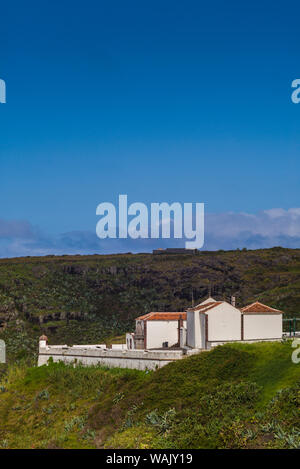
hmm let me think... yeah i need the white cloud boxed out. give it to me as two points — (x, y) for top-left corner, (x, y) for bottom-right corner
(1, 208), (300, 257)
(204, 208), (300, 249)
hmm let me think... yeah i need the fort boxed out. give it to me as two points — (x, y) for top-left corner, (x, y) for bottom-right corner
(38, 296), (286, 371)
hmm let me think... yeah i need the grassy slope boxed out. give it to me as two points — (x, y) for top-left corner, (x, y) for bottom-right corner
(0, 341), (299, 449)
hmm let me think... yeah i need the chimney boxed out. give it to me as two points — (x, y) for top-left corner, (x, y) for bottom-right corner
(231, 296), (236, 307)
(39, 334), (48, 350)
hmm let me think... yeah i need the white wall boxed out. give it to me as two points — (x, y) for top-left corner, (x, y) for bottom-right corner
(186, 311), (195, 348)
(180, 327), (187, 347)
(243, 314), (282, 340)
(186, 311), (207, 349)
(111, 344), (127, 350)
(126, 333), (135, 350)
(199, 313), (206, 348)
(146, 320), (187, 349)
(38, 346), (185, 370)
(207, 303), (241, 342)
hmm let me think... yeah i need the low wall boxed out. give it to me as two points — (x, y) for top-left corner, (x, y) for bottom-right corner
(38, 345), (185, 370)
(207, 338), (282, 349)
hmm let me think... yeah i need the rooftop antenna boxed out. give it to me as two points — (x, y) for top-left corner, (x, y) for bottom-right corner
(192, 289), (194, 307)
(208, 284), (212, 298)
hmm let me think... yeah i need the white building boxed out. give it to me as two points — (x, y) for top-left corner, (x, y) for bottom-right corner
(241, 301), (283, 341)
(186, 297), (283, 349)
(128, 297), (284, 351)
(127, 312), (187, 350)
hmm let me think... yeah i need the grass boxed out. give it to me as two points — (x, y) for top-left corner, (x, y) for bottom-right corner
(227, 341), (300, 405)
(0, 341), (300, 449)
(104, 334), (127, 346)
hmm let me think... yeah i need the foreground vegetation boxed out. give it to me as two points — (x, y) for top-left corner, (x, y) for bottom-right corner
(0, 341), (299, 449)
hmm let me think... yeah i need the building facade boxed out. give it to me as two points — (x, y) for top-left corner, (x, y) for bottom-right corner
(186, 297), (283, 349)
(127, 312), (187, 350)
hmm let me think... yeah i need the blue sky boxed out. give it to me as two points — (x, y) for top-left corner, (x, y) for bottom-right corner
(0, 0), (300, 256)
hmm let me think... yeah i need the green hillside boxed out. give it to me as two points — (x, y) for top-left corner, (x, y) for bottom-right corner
(1, 248), (300, 449)
(0, 341), (299, 449)
(1, 247), (300, 363)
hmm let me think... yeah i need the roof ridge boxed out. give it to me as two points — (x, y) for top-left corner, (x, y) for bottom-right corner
(241, 301), (282, 313)
(241, 301), (258, 310)
(187, 301), (223, 312)
(136, 312), (187, 321)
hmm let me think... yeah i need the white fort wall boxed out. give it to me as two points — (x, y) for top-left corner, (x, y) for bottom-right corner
(38, 345), (186, 370)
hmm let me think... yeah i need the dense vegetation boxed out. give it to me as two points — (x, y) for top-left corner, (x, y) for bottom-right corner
(0, 341), (299, 449)
(0, 247), (300, 362)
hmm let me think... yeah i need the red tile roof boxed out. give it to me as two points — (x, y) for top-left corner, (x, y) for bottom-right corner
(241, 301), (283, 314)
(137, 301), (283, 320)
(187, 301), (222, 312)
(136, 312), (187, 321)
